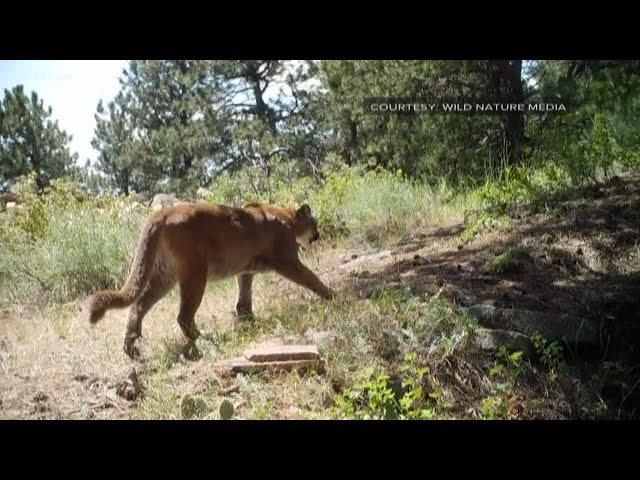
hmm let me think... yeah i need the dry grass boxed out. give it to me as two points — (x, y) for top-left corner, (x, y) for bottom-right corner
(2, 173), (639, 420)
(0, 244), (342, 420)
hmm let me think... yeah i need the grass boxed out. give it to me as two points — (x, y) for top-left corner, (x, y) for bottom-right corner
(98, 282), (484, 420)
(487, 248), (520, 274)
(2, 160), (640, 419)
(0, 158), (588, 309)
(0, 175), (146, 306)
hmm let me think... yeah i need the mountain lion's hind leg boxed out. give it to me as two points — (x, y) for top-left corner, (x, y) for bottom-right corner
(124, 271), (175, 359)
(176, 270), (206, 359)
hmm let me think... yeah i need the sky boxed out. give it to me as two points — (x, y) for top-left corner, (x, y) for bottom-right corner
(0, 60), (316, 167)
(0, 60), (129, 164)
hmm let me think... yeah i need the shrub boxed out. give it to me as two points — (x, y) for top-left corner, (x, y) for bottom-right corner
(332, 353), (437, 420)
(207, 162), (447, 246)
(0, 174), (146, 305)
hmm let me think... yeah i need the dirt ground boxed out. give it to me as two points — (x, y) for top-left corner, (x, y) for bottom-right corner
(1, 172), (638, 419)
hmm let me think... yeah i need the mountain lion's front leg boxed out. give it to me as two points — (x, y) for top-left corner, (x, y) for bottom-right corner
(275, 260), (335, 300)
(236, 273), (255, 319)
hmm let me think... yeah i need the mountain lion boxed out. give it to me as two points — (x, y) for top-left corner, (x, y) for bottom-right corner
(84, 202), (334, 358)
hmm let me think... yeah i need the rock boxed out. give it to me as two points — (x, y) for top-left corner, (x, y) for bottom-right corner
(5, 201), (20, 213)
(412, 254), (432, 266)
(151, 194), (180, 212)
(215, 339), (327, 376)
(214, 357), (326, 376)
(244, 344), (320, 362)
(196, 187), (212, 199)
(457, 259), (484, 272)
(466, 304), (600, 348)
(400, 270), (418, 279)
(474, 327), (534, 356)
(304, 330), (334, 345)
(0, 192), (18, 205)
(339, 250), (391, 269)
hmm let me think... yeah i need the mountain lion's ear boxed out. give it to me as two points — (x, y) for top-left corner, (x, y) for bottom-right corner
(296, 204), (312, 218)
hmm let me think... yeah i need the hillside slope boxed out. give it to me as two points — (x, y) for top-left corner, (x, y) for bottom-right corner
(1, 172), (639, 419)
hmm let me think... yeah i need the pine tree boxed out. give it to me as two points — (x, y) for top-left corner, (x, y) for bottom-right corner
(0, 85), (77, 191)
(92, 92), (155, 195)
(120, 60), (231, 193)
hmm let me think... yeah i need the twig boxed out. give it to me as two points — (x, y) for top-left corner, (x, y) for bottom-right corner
(15, 266), (51, 292)
(619, 377), (640, 417)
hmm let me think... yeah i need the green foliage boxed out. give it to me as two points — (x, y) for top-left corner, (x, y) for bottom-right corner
(3, 60), (640, 201)
(92, 94), (152, 195)
(333, 353), (437, 420)
(91, 60), (321, 195)
(180, 394), (209, 419)
(481, 347), (526, 419)
(0, 175), (145, 305)
(458, 210), (511, 247)
(481, 388), (518, 420)
(492, 346), (526, 380)
(321, 60), (523, 178)
(0, 85), (77, 191)
(487, 248), (520, 274)
(404, 289), (477, 357)
(318, 166), (435, 245)
(82, 59), (640, 200)
(531, 331), (565, 378)
(218, 399), (235, 420)
(207, 162), (447, 247)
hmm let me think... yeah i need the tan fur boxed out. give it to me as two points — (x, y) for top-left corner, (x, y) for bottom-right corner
(84, 202), (333, 358)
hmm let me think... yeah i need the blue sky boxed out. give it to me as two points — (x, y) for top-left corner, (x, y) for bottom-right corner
(0, 60), (129, 164)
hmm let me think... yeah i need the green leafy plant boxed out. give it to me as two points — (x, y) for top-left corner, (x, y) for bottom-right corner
(531, 331), (565, 380)
(332, 353), (437, 420)
(481, 347), (525, 419)
(0, 175), (146, 306)
(180, 394), (209, 419)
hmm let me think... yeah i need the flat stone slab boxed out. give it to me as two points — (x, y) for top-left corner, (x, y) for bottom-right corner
(244, 344), (320, 362)
(213, 339), (328, 376)
(215, 357), (326, 376)
(339, 250), (392, 269)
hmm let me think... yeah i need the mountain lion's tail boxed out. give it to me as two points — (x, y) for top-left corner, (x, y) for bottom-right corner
(85, 218), (163, 324)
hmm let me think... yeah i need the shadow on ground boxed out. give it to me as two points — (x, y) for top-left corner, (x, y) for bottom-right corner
(342, 172), (640, 418)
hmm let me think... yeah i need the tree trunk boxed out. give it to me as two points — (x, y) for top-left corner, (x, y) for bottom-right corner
(246, 64), (277, 137)
(122, 178), (130, 196)
(501, 60), (525, 165)
(31, 147), (45, 190)
(343, 114), (357, 166)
